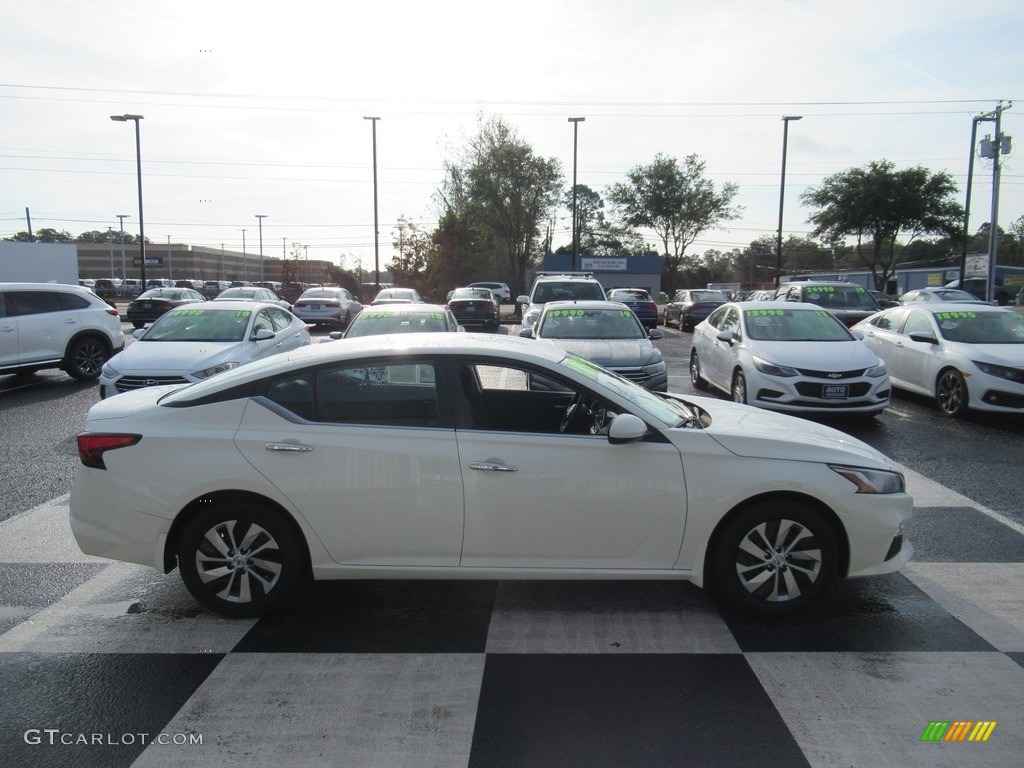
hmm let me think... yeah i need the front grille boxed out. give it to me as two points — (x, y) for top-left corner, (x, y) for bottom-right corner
(116, 375), (190, 393)
(609, 366), (648, 384)
(795, 367), (866, 379)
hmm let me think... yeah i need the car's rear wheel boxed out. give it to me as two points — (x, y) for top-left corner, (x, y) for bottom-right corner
(178, 502), (305, 618)
(731, 370), (747, 404)
(65, 336), (109, 380)
(712, 501), (838, 614)
(936, 369), (969, 417)
(689, 350), (708, 390)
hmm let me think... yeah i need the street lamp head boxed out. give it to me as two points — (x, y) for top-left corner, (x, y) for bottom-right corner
(782, 115), (803, 122)
(110, 114), (144, 122)
(568, 117), (586, 123)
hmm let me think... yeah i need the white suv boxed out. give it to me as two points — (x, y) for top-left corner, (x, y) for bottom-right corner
(0, 283), (125, 380)
(517, 273), (606, 330)
(468, 281), (512, 303)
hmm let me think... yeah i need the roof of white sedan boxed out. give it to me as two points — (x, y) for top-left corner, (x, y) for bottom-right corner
(162, 332), (570, 403)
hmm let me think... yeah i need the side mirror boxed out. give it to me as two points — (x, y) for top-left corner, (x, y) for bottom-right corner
(608, 413), (648, 445)
(516, 295), (530, 305)
(132, 328), (147, 339)
(908, 331), (939, 345)
(518, 328), (534, 338)
(252, 328), (276, 341)
(647, 328), (664, 340)
(715, 330), (735, 344)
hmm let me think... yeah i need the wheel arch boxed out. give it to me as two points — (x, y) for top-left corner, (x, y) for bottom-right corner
(62, 329), (114, 361)
(163, 489), (313, 579)
(701, 490), (851, 588)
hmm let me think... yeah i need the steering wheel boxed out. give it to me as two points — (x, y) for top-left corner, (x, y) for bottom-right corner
(559, 392), (590, 433)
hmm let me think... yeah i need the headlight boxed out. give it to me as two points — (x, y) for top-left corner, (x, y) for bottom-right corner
(865, 363), (888, 378)
(643, 360), (667, 376)
(752, 356), (799, 377)
(829, 464), (905, 494)
(973, 361), (1024, 384)
(101, 362), (119, 378)
(193, 361), (241, 380)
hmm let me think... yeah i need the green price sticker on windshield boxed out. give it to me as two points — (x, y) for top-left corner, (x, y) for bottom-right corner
(746, 309), (784, 317)
(935, 311), (977, 320)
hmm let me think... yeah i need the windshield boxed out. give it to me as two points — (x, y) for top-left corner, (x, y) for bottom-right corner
(801, 285), (877, 309)
(533, 282), (605, 303)
(689, 290), (728, 302)
(451, 289), (491, 300)
(609, 289), (652, 301)
(934, 310), (1024, 344)
(557, 353), (693, 427)
(539, 308), (643, 339)
(345, 310), (448, 336)
(141, 308), (252, 342)
(744, 308), (853, 341)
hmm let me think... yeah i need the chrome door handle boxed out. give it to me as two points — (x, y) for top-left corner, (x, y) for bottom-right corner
(469, 461), (517, 472)
(265, 442), (313, 452)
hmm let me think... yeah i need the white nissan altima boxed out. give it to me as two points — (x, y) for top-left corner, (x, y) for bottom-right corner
(71, 333), (913, 618)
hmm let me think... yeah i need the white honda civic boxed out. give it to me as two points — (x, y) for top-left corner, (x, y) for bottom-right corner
(72, 333), (913, 618)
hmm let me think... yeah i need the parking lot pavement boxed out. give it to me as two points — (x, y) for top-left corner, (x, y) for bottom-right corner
(1, 473), (1022, 768)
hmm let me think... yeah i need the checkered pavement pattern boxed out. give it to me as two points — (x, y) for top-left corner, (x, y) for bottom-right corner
(1, 468), (1023, 768)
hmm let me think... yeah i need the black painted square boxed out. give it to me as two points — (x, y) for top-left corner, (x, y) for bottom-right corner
(469, 654), (809, 768)
(720, 572), (996, 653)
(0, 652), (223, 768)
(234, 580), (496, 653)
(910, 507), (1024, 563)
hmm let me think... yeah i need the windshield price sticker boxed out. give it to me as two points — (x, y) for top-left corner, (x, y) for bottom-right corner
(935, 311), (978, 320)
(549, 309), (585, 318)
(747, 309), (785, 317)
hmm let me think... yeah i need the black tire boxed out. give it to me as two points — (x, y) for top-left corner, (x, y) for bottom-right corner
(689, 350), (709, 390)
(936, 369), (969, 418)
(712, 501), (838, 614)
(177, 502), (305, 618)
(132, 320), (145, 329)
(731, 370), (748, 405)
(65, 336), (109, 380)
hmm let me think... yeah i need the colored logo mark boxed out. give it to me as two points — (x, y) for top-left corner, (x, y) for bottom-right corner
(921, 721), (997, 742)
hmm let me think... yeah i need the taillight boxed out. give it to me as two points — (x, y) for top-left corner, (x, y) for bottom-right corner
(105, 308), (120, 317)
(77, 433), (141, 469)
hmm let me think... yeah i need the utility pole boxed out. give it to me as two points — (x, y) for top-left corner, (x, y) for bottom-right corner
(977, 101), (1013, 303)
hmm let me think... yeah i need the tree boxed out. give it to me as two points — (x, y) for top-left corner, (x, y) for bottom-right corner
(606, 153), (741, 294)
(800, 160), (964, 290)
(556, 184), (652, 258)
(438, 115), (563, 295)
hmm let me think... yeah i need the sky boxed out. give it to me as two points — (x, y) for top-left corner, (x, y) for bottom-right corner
(2, 0), (1022, 277)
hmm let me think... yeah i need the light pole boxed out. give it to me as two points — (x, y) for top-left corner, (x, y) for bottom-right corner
(240, 229), (247, 283)
(110, 114), (147, 288)
(775, 115), (802, 287)
(116, 214), (129, 280)
(255, 214), (268, 284)
(568, 117), (585, 272)
(363, 116), (380, 288)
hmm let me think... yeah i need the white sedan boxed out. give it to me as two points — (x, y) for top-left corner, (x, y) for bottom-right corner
(99, 300), (311, 398)
(690, 302), (891, 416)
(852, 303), (1024, 417)
(71, 333), (913, 618)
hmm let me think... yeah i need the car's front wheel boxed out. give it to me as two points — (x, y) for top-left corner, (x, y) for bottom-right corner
(689, 350), (708, 390)
(65, 336), (109, 380)
(711, 501), (838, 614)
(177, 502), (306, 618)
(731, 370), (748, 404)
(936, 368), (969, 417)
